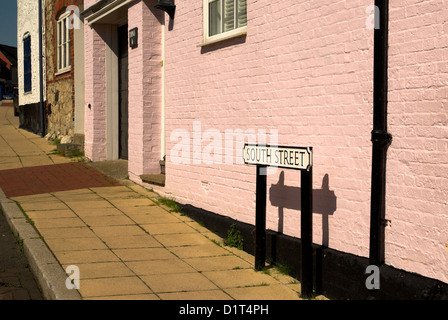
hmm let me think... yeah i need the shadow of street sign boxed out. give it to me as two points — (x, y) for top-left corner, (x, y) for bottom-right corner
(270, 172), (337, 247)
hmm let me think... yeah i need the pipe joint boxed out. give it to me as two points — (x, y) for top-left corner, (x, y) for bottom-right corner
(371, 130), (392, 144)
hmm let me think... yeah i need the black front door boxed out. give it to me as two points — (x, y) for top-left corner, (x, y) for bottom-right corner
(118, 24), (129, 160)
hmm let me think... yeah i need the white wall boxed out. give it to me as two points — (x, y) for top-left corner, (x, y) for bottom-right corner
(17, 0), (46, 106)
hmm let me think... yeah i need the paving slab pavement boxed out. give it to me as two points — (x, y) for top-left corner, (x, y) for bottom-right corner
(0, 105), (325, 300)
(2, 186), (306, 300)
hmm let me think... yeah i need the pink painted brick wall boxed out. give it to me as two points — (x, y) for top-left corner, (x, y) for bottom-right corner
(163, 0), (448, 283)
(165, 0), (374, 255)
(386, 0), (448, 282)
(83, 0), (163, 172)
(128, 0), (163, 177)
(83, 13), (107, 161)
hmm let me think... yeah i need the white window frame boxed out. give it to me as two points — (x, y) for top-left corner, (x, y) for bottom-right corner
(56, 12), (71, 74)
(200, 0), (247, 47)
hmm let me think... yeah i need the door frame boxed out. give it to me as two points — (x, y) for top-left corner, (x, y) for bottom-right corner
(104, 19), (127, 160)
(117, 23), (129, 160)
(105, 24), (119, 160)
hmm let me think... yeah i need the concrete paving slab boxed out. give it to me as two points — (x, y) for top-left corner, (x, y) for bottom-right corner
(18, 201), (69, 212)
(10, 193), (57, 203)
(70, 206), (124, 217)
(63, 262), (134, 279)
(128, 212), (181, 224)
(125, 259), (196, 275)
(158, 290), (231, 300)
(141, 272), (219, 294)
(52, 190), (104, 202)
(224, 284), (302, 300)
(100, 235), (162, 249)
(63, 200), (116, 210)
(81, 215), (136, 227)
(0, 159), (22, 169)
(89, 225), (148, 238)
(56, 249), (120, 265)
(141, 222), (197, 235)
(117, 206), (163, 216)
(37, 226), (96, 240)
(113, 247), (176, 261)
(26, 209), (78, 220)
(108, 198), (157, 208)
(184, 255), (252, 272)
(79, 276), (152, 298)
(32, 217), (86, 229)
(19, 155), (54, 167)
(45, 237), (108, 252)
(169, 244), (232, 259)
(202, 269), (278, 289)
(89, 186), (135, 197)
(123, 205), (172, 216)
(127, 185), (159, 199)
(87, 293), (159, 300)
(154, 232), (214, 247)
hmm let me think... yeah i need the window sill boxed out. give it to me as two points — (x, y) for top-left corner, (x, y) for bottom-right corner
(197, 27), (247, 47)
(55, 68), (71, 76)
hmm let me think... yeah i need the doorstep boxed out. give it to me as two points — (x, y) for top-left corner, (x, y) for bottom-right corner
(140, 174), (165, 187)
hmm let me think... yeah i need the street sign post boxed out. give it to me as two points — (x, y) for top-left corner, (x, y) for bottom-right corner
(243, 144), (314, 298)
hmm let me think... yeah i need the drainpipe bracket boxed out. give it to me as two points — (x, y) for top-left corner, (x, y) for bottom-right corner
(371, 130), (392, 145)
(381, 219), (391, 227)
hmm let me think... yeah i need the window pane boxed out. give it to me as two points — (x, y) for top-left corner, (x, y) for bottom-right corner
(67, 19), (71, 67)
(23, 36), (31, 92)
(63, 19), (66, 43)
(63, 43), (66, 68)
(237, 0), (247, 28)
(66, 17), (70, 43)
(58, 21), (61, 46)
(58, 46), (62, 70)
(209, 0), (221, 36)
(223, 0), (235, 32)
(67, 38), (70, 67)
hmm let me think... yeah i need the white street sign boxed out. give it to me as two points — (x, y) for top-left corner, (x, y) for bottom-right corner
(243, 145), (312, 171)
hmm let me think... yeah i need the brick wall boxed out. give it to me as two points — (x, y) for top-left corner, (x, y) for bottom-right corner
(83, 17), (107, 160)
(45, 0), (84, 141)
(128, 0), (163, 177)
(163, 0), (448, 284)
(386, 0), (448, 282)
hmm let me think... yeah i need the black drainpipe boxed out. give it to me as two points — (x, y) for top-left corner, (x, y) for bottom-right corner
(38, 0), (46, 137)
(369, 0), (393, 266)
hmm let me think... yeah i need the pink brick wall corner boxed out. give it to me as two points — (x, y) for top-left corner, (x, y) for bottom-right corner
(83, 18), (107, 161)
(127, 0), (163, 177)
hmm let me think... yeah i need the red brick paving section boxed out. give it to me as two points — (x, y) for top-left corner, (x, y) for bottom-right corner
(0, 101), (13, 107)
(0, 162), (121, 198)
